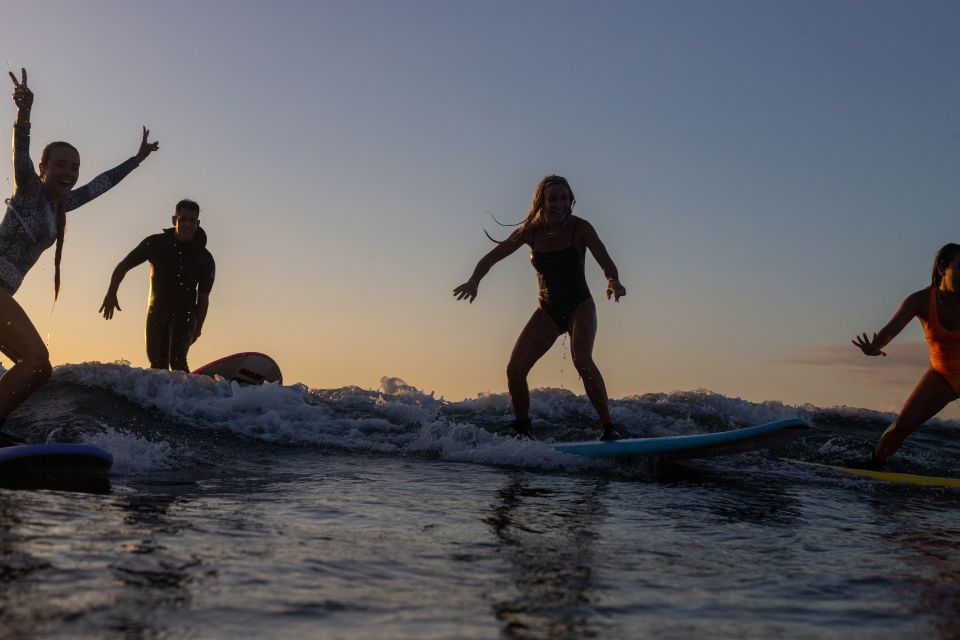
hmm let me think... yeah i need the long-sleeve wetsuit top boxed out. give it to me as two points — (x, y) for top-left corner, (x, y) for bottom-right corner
(0, 123), (139, 294)
(118, 227), (215, 312)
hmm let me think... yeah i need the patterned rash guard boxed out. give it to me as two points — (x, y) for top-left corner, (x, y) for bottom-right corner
(0, 123), (138, 294)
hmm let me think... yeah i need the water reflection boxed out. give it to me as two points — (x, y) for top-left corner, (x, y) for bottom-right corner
(656, 460), (803, 527)
(484, 474), (608, 639)
(0, 471), (110, 494)
(870, 495), (960, 639)
(104, 485), (201, 637)
(0, 491), (51, 638)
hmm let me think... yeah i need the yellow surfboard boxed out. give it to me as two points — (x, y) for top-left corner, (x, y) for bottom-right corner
(781, 458), (960, 488)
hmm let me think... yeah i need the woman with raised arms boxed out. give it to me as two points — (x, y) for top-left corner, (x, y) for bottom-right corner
(853, 243), (960, 467)
(453, 175), (627, 441)
(0, 68), (158, 445)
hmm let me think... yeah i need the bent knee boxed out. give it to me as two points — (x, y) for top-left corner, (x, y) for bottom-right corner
(36, 359), (52, 383)
(20, 351), (51, 382)
(506, 363), (529, 382)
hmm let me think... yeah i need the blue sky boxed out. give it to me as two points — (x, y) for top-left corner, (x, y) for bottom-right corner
(0, 1), (958, 414)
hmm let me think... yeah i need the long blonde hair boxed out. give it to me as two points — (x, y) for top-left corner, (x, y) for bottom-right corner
(486, 175), (576, 244)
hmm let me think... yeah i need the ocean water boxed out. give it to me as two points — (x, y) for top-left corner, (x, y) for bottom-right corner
(1, 362), (959, 639)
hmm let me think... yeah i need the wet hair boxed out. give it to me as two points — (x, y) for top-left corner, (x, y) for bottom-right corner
(40, 141), (78, 166)
(485, 175), (576, 244)
(523, 175), (575, 233)
(40, 142), (79, 301)
(174, 199), (200, 216)
(932, 243), (960, 287)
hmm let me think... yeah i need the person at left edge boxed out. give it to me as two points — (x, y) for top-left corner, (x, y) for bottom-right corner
(99, 200), (215, 372)
(0, 68), (158, 446)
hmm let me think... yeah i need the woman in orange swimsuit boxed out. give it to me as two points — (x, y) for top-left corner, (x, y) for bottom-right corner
(853, 243), (960, 465)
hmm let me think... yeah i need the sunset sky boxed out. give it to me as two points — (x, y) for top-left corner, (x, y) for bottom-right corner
(1, 1), (958, 415)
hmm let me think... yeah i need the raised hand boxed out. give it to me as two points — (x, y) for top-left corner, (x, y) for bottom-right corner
(852, 332), (886, 357)
(135, 126), (159, 162)
(8, 67), (33, 110)
(453, 279), (479, 303)
(606, 278), (626, 302)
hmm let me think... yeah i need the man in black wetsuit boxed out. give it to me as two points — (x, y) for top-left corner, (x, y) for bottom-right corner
(100, 199), (215, 372)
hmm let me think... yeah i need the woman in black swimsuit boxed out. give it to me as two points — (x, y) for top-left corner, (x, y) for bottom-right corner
(454, 175), (627, 440)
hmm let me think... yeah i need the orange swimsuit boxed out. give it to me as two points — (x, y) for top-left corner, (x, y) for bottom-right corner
(923, 287), (960, 394)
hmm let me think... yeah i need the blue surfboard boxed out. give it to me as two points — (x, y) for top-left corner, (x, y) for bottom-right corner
(552, 418), (810, 459)
(0, 443), (113, 477)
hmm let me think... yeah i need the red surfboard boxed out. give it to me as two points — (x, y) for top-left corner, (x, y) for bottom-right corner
(192, 352), (283, 385)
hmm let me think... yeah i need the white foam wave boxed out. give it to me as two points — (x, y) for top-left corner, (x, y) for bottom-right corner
(48, 362), (960, 474)
(84, 428), (178, 474)
(409, 419), (607, 472)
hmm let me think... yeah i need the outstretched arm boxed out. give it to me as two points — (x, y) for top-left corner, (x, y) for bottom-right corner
(62, 126), (158, 213)
(100, 244), (149, 319)
(453, 228), (527, 303)
(582, 220), (626, 302)
(852, 289), (925, 356)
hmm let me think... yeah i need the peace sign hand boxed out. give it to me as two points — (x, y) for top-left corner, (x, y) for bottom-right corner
(135, 126), (159, 162)
(8, 68), (33, 110)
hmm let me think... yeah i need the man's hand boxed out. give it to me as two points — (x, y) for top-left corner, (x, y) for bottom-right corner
(99, 292), (121, 320)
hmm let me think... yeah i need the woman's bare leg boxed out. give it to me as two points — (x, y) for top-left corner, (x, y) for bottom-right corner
(0, 289), (52, 424)
(568, 299), (613, 424)
(875, 367), (957, 461)
(506, 309), (560, 420)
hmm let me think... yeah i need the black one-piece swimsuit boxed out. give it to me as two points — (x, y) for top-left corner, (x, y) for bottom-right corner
(530, 219), (591, 333)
